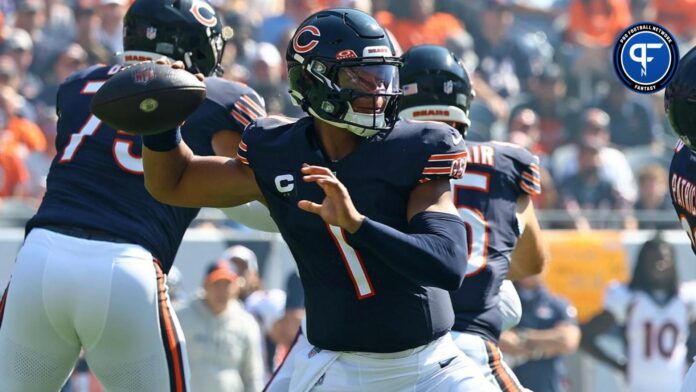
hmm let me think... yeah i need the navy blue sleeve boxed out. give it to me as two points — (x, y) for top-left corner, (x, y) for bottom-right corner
(348, 211), (468, 290)
(418, 122), (468, 182)
(494, 142), (541, 196)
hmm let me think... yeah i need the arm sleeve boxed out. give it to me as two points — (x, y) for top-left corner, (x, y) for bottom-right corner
(236, 123), (256, 167)
(419, 124), (468, 183)
(347, 211), (468, 290)
(230, 93), (267, 132)
(504, 143), (541, 196)
(603, 282), (631, 324)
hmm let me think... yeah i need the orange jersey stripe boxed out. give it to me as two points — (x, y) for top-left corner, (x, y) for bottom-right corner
(231, 110), (251, 127)
(155, 263), (186, 392)
(240, 95), (266, 117)
(486, 341), (522, 392)
(519, 181), (540, 195)
(428, 151), (468, 161)
(522, 172), (541, 185)
(234, 101), (261, 120)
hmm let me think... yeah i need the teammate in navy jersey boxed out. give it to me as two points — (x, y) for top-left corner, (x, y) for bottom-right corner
(665, 46), (696, 392)
(142, 9), (496, 391)
(398, 45), (548, 391)
(0, 1), (265, 390)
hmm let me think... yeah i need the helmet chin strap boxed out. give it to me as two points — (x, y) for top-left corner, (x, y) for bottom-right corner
(307, 107), (381, 138)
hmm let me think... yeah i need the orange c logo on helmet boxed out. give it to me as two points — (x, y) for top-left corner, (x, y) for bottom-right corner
(293, 26), (321, 54)
(190, 1), (218, 28)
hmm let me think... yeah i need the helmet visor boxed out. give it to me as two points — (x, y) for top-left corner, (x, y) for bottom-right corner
(337, 64), (399, 113)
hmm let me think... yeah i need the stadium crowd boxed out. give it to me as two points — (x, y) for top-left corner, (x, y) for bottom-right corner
(0, 0), (691, 230)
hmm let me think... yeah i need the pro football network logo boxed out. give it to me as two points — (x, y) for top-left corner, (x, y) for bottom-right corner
(613, 22), (678, 93)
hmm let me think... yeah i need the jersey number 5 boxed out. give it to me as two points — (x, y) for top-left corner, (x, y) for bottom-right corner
(58, 77), (143, 174)
(453, 172), (490, 277)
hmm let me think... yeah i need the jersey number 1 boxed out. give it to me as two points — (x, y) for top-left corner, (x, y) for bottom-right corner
(58, 78), (143, 174)
(327, 225), (375, 299)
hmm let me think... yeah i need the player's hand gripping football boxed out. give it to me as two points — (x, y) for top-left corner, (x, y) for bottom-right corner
(298, 165), (365, 233)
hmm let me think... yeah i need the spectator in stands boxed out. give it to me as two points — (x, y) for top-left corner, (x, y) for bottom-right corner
(500, 274), (581, 392)
(634, 164), (678, 229)
(0, 95), (29, 198)
(221, 245), (262, 301)
(509, 0), (569, 46)
(566, 0), (631, 49)
(559, 142), (629, 229)
(248, 42), (286, 115)
(509, 108), (542, 153)
(20, 105), (54, 200)
(647, 0), (696, 41)
(376, 0), (468, 51)
(0, 85), (45, 153)
(36, 43), (88, 108)
(177, 261), (264, 392)
(257, 0), (322, 45)
(471, 0), (532, 100)
(581, 236), (696, 392)
(74, 2), (113, 66)
(510, 64), (581, 154)
(552, 108), (637, 204)
(2, 28), (42, 103)
(96, 0), (126, 55)
(594, 79), (662, 148)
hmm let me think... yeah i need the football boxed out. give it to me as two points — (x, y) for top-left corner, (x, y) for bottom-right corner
(90, 62), (206, 135)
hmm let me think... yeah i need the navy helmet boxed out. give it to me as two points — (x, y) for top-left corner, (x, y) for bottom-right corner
(398, 45), (474, 135)
(123, 0), (233, 76)
(286, 8), (402, 137)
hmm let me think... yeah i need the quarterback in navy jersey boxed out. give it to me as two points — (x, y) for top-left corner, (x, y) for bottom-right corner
(0, 1), (264, 391)
(665, 46), (696, 392)
(143, 9), (496, 391)
(398, 45), (548, 391)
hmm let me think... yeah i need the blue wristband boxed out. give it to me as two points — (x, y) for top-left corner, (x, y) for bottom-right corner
(142, 127), (181, 152)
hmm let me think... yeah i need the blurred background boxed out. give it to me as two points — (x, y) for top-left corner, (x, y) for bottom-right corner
(0, 0), (695, 391)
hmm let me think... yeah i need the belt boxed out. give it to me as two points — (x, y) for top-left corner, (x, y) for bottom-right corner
(40, 225), (134, 244)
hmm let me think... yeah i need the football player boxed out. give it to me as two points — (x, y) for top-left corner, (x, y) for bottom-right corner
(142, 8), (495, 391)
(582, 236), (696, 392)
(664, 45), (696, 392)
(397, 45), (548, 391)
(0, 0), (264, 390)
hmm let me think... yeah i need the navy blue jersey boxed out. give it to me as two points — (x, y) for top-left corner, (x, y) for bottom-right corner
(449, 141), (541, 341)
(181, 77), (265, 155)
(237, 117), (467, 352)
(670, 140), (696, 253)
(27, 65), (261, 272)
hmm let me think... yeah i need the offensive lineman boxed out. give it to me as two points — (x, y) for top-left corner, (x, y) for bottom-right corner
(397, 45), (548, 391)
(665, 45), (696, 392)
(0, 0), (264, 390)
(142, 8), (495, 391)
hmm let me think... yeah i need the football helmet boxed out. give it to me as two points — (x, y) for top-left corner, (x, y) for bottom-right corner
(286, 8), (402, 137)
(122, 0), (232, 76)
(398, 45), (474, 135)
(666, 46), (696, 151)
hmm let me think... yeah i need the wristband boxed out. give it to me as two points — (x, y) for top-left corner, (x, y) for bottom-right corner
(142, 127), (181, 152)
